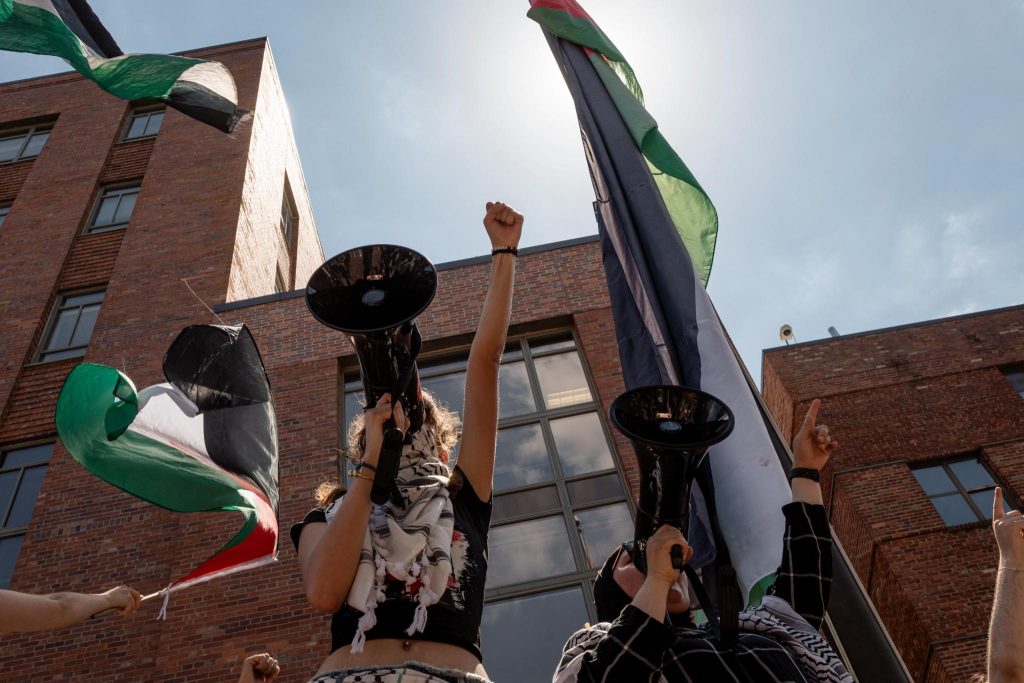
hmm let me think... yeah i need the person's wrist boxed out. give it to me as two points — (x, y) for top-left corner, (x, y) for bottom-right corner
(791, 462), (821, 475)
(643, 571), (676, 591)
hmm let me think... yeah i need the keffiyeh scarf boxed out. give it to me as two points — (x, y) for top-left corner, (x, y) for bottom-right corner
(346, 426), (455, 653)
(738, 596), (853, 683)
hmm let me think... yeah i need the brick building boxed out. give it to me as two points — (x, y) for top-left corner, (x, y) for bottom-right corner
(763, 306), (1024, 682)
(0, 37), (642, 682)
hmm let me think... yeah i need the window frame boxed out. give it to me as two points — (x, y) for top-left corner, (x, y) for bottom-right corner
(0, 203), (9, 228)
(119, 105), (165, 142)
(0, 440), (54, 588)
(1001, 364), (1024, 400)
(280, 186), (297, 245)
(912, 455), (1010, 526)
(0, 124), (52, 164)
(340, 329), (633, 620)
(36, 289), (105, 363)
(85, 182), (141, 234)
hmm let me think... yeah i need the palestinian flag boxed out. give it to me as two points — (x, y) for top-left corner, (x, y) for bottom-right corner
(0, 0), (245, 133)
(55, 325), (278, 594)
(530, 0), (788, 607)
(528, 0), (718, 285)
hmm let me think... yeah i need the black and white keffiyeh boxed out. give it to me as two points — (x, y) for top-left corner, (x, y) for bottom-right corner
(339, 426), (455, 652)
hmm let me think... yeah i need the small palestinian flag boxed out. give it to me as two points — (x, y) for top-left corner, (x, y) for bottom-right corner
(528, 0), (718, 284)
(55, 325), (278, 595)
(0, 0), (245, 133)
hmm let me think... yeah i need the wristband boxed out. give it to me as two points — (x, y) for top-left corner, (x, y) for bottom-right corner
(347, 468), (374, 482)
(491, 246), (519, 257)
(357, 460), (377, 473)
(789, 467), (820, 483)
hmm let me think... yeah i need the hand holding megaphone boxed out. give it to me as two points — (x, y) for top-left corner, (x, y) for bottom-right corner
(645, 525), (693, 586)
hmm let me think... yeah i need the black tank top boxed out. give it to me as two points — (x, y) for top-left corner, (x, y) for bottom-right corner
(291, 468), (492, 661)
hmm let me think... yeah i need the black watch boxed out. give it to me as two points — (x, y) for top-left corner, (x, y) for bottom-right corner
(789, 467), (820, 483)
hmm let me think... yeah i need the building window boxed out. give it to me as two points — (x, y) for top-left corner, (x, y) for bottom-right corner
(342, 332), (632, 683)
(0, 124), (51, 164)
(121, 106), (164, 141)
(0, 204), (8, 228)
(274, 268), (288, 294)
(87, 184), (139, 233)
(0, 443), (53, 588)
(38, 291), (104, 363)
(1002, 365), (1024, 399)
(280, 187), (297, 244)
(912, 457), (1010, 526)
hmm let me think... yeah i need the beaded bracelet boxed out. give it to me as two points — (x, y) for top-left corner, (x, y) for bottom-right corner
(347, 467), (374, 482)
(491, 246), (519, 257)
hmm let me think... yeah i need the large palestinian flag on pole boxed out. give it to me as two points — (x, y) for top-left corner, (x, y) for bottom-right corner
(529, 0), (790, 607)
(55, 325), (278, 595)
(0, 0), (245, 133)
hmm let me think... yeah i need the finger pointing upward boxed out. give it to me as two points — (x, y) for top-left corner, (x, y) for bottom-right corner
(995, 486), (1005, 520)
(800, 398), (821, 436)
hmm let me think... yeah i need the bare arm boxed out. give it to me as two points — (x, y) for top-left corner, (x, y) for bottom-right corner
(988, 487), (1024, 683)
(457, 202), (522, 501)
(297, 396), (408, 613)
(0, 585), (140, 632)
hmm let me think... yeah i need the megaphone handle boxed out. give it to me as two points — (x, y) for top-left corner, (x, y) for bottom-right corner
(370, 426), (404, 505)
(670, 544), (684, 570)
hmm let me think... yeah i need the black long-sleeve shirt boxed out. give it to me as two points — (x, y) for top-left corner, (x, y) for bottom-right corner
(553, 502), (836, 683)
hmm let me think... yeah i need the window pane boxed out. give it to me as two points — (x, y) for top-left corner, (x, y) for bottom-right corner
(931, 494), (978, 526)
(913, 467), (955, 496)
(21, 131), (49, 158)
(93, 195), (118, 226)
(535, 352), (592, 409)
(971, 489), (1009, 519)
(70, 303), (101, 347)
(6, 465), (46, 528)
(68, 291), (105, 306)
(126, 115), (148, 139)
(421, 372), (466, 421)
(47, 308), (79, 350)
(493, 423), (552, 491)
(40, 347), (87, 362)
(0, 135), (23, 162)
(498, 361), (535, 418)
(489, 516), (576, 587)
(2, 444), (53, 468)
(530, 337), (576, 354)
(493, 485), (561, 523)
(0, 471), (18, 524)
(567, 473), (625, 507)
(0, 535), (24, 588)
(112, 191), (137, 224)
(1004, 369), (1024, 396)
(420, 358), (467, 377)
(551, 412), (614, 477)
(949, 459), (995, 491)
(143, 111), (163, 136)
(576, 503), (634, 569)
(481, 586), (589, 683)
(0, 206), (9, 227)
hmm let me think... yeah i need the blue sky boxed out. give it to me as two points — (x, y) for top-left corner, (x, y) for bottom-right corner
(2, 1), (1022, 377)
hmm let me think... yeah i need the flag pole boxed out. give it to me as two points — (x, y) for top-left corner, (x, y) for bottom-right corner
(707, 300), (914, 682)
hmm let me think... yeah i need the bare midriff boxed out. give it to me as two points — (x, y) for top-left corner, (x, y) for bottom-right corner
(316, 638), (488, 678)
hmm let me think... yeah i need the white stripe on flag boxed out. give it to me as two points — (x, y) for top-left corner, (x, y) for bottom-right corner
(128, 383), (214, 467)
(693, 271), (790, 603)
(178, 60), (238, 100)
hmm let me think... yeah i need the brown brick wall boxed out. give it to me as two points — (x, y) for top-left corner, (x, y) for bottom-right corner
(763, 307), (1024, 680)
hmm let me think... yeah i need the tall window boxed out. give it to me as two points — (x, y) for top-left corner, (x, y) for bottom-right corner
(0, 204), (9, 228)
(0, 124), (51, 164)
(38, 291), (104, 362)
(280, 188), (297, 244)
(87, 184), (139, 233)
(0, 443), (53, 588)
(1002, 365), (1024, 400)
(122, 106), (164, 141)
(913, 457), (1010, 526)
(342, 333), (633, 682)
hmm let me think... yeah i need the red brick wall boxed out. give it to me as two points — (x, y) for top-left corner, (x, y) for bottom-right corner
(763, 306), (1024, 680)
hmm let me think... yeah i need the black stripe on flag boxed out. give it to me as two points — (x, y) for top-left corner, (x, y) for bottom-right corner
(53, 0), (122, 57)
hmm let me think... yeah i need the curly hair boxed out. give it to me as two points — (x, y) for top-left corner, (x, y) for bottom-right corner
(314, 388), (462, 508)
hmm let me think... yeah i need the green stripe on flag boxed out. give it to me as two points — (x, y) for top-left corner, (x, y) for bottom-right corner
(56, 364), (253, 513)
(1, 1), (197, 101)
(529, 4), (719, 284)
